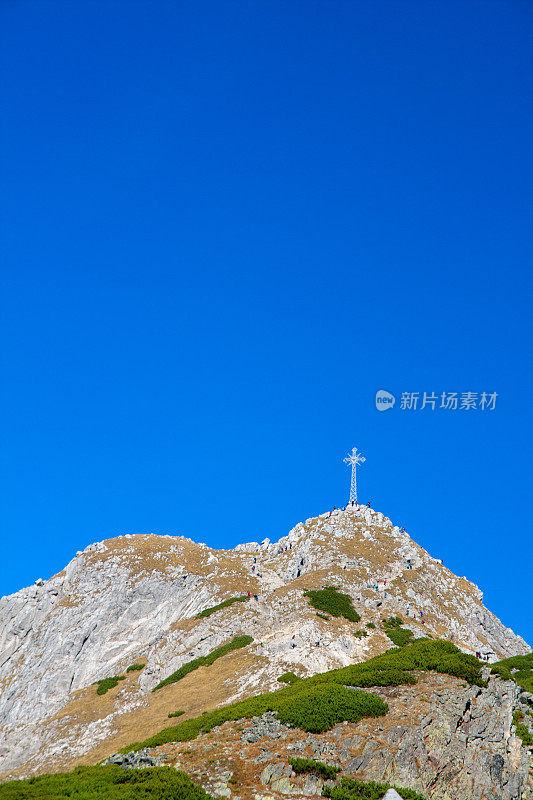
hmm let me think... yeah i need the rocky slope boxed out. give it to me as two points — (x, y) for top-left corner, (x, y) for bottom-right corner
(108, 668), (532, 800)
(0, 504), (530, 796)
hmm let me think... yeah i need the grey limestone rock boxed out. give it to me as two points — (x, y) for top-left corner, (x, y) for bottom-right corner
(243, 713), (288, 744)
(105, 748), (166, 768)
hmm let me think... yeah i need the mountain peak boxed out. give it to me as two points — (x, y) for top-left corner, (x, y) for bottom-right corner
(0, 505), (529, 786)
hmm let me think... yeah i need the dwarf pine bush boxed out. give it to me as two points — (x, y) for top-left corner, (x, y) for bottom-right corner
(323, 776), (427, 800)
(382, 616), (403, 628)
(274, 683), (387, 733)
(381, 617), (413, 647)
(126, 663), (145, 672)
(513, 710), (533, 746)
(384, 627), (413, 647)
(492, 652), (533, 692)
(304, 588), (360, 623)
(196, 596), (249, 619)
(95, 676), (126, 695)
(0, 765), (213, 799)
(308, 639), (484, 688)
(289, 757), (340, 779)
(277, 672), (300, 684)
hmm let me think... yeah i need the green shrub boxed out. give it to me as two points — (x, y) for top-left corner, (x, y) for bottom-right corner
(366, 622), (376, 629)
(289, 757), (340, 779)
(317, 612), (330, 620)
(382, 616), (413, 648)
(354, 630), (368, 639)
(274, 684), (387, 733)
(493, 653), (533, 670)
(326, 667), (417, 689)
(0, 765), (213, 799)
(513, 670), (533, 693)
(513, 710), (533, 746)
(278, 672), (300, 684)
(126, 663), (145, 672)
(323, 776), (426, 800)
(515, 722), (533, 747)
(168, 710), (185, 718)
(382, 616), (403, 628)
(308, 639), (485, 688)
(196, 596), (249, 619)
(95, 676), (126, 695)
(491, 664), (512, 683)
(385, 628), (413, 648)
(304, 588), (360, 623)
(153, 635), (253, 692)
(492, 652), (533, 692)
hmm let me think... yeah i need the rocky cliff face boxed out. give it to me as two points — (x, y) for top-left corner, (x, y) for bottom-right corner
(0, 504), (530, 795)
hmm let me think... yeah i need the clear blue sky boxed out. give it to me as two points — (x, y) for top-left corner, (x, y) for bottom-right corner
(1, 1), (532, 644)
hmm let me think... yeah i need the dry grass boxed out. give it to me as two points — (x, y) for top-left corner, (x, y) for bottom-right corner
(0, 648), (267, 782)
(56, 595), (83, 609)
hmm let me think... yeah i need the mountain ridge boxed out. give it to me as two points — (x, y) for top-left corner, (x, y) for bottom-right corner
(0, 503), (530, 792)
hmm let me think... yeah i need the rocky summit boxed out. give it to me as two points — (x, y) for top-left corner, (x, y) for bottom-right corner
(0, 504), (531, 799)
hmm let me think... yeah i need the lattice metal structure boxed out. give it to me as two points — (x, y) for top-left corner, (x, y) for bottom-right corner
(343, 446), (365, 505)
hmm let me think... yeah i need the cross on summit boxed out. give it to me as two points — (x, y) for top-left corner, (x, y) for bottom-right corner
(343, 446), (365, 505)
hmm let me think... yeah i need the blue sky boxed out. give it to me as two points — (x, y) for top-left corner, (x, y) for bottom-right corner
(1, 1), (532, 644)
